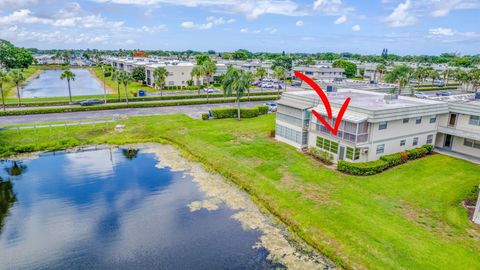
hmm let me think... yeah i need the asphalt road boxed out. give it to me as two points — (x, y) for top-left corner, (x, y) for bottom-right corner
(0, 101), (269, 126)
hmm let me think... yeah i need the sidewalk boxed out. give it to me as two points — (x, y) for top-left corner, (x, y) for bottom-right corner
(435, 147), (480, 165)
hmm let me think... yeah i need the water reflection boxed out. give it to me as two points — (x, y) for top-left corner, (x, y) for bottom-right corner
(0, 148), (278, 269)
(0, 178), (16, 234)
(3, 161), (27, 176)
(122, 148), (139, 160)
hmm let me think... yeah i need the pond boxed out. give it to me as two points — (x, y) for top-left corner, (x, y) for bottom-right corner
(21, 69), (105, 98)
(0, 144), (333, 270)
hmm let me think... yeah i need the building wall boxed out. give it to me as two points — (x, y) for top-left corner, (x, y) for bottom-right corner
(451, 136), (480, 157)
(368, 133), (435, 161)
(456, 113), (480, 132)
(370, 116), (438, 142)
(145, 65), (193, 87)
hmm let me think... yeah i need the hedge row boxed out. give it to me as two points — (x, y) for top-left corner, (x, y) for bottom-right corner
(3, 91), (279, 108)
(210, 105), (269, 119)
(337, 145), (434, 176)
(0, 97), (278, 116)
(0, 138), (82, 158)
(413, 83), (459, 88)
(414, 86), (458, 91)
(308, 147), (334, 165)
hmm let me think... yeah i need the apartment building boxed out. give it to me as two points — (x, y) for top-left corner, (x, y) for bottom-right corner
(276, 89), (451, 162)
(434, 93), (480, 158)
(293, 66), (345, 81)
(145, 63), (194, 87)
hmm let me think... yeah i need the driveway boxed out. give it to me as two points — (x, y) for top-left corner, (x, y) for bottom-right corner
(0, 101), (269, 126)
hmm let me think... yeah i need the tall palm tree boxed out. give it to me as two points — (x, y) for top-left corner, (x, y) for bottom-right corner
(0, 69), (9, 112)
(9, 69), (25, 107)
(111, 70), (122, 101)
(428, 69), (440, 84)
(469, 68), (480, 93)
(222, 67), (251, 120)
(153, 67), (168, 97)
(273, 66), (286, 97)
(255, 67), (268, 92)
(202, 60), (217, 102)
(442, 68), (453, 85)
(60, 69), (76, 104)
(117, 71), (132, 104)
(191, 65), (203, 95)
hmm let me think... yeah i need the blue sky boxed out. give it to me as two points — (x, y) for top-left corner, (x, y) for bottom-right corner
(0, 0), (479, 55)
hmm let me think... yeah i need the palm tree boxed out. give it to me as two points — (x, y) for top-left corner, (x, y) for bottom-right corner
(111, 70), (122, 101)
(202, 60), (217, 102)
(0, 69), (9, 112)
(255, 67), (268, 92)
(469, 68), (480, 93)
(442, 68), (453, 85)
(428, 69), (440, 84)
(384, 65), (409, 95)
(376, 64), (387, 82)
(117, 71), (132, 104)
(273, 66), (286, 97)
(222, 67), (251, 120)
(9, 69), (25, 107)
(60, 69), (76, 104)
(191, 65), (203, 95)
(153, 67), (168, 97)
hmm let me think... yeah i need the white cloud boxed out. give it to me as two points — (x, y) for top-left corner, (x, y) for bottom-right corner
(428, 0), (480, 17)
(91, 0), (306, 20)
(239, 27), (274, 34)
(0, 0), (37, 11)
(383, 0), (418, 27)
(333, 15), (347, 24)
(313, 0), (353, 15)
(180, 16), (234, 30)
(295, 20), (304, 27)
(264, 27), (277, 34)
(428, 27), (455, 36)
(427, 27), (480, 42)
(351, 24), (360, 31)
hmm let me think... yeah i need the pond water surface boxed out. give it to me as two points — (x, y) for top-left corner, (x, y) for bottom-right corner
(0, 147), (285, 269)
(21, 69), (105, 98)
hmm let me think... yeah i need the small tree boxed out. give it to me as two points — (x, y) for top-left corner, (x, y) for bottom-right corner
(255, 67), (268, 92)
(60, 69), (76, 104)
(131, 67), (146, 83)
(384, 65), (409, 95)
(111, 70), (122, 101)
(153, 67), (168, 96)
(8, 69), (25, 106)
(117, 71), (132, 104)
(0, 69), (9, 112)
(222, 67), (251, 120)
(273, 66), (286, 97)
(191, 65), (204, 95)
(202, 60), (217, 102)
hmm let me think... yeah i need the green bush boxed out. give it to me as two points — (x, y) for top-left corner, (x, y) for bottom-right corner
(422, 144), (434, 154)
(406, 147), (428, 160)
(308, 147), (334, 165)
(14, 144), (35, 153)
(240, 108), (260, 118)
(380, 153), (404, 167)
(201, 113), (209, 120)
(256, 105), (269, 115)
(210, 107), (261, 119)
(337, 160), (389, 176)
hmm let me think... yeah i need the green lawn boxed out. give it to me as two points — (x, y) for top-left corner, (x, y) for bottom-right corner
(1, 114), (479, 269)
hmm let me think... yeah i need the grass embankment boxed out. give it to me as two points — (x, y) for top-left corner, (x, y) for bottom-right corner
(3, 66), (41, 96)
(1, 114), (479, 269)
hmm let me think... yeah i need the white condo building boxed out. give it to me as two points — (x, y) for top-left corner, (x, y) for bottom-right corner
(275, 89), (480, 162)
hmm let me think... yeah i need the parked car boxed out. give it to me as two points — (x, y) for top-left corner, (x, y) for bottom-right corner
(436, 90), (452, 96)
(414, 92), (429, 99)
(264, 102), (277, 112)
(291, 81), (302, 87)
(204, 87), (215, 93)
(433, 80), (445, 87)
(262, 84), (274, 89)
(79, 99), (104, 106)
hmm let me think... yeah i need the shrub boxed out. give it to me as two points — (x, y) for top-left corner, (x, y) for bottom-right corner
(400, 151), (409, 163)
(14, 144), (35, 153)
(406, 147), (427, 160)
(308, 147), (334, 165)
(201, 113), (209, 120)
(210, 107), (261, 119)
(337, 160), (389, 176)
(380, 153), (403, 167)
(256, 105), (269, 115)
(422, 144), (434, 154)
(240, 108), (260, 118)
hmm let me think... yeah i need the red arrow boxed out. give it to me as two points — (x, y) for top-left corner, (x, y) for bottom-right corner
(294, 71), (333, 119)
(294, 71), (351, 136)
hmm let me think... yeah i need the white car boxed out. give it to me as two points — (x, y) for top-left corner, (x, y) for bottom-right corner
(261, 84), (274, 88)
(204, 87), (215, 93)
(414, 92), (429, 99)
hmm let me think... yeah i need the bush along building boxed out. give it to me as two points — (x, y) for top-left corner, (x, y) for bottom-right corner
(275, 87), (480, 163)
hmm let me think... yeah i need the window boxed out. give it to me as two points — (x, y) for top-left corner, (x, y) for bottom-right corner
(346, 147), (360, 160)
(400, 139), (406, 146)
(464, 139), (480, 149)
(403, 118), (409, 124)
(379, 121), (388, 130)
(430, 116), (437, 123)
(376, 144), (385, 154)
(316, 137), (339, 154)
(413, 137), (419, 146)
(276, 124), (304, 145)
(415, 117), (422, 124)
(469, 115), (480, 126)
(426, 135), (433, 144)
